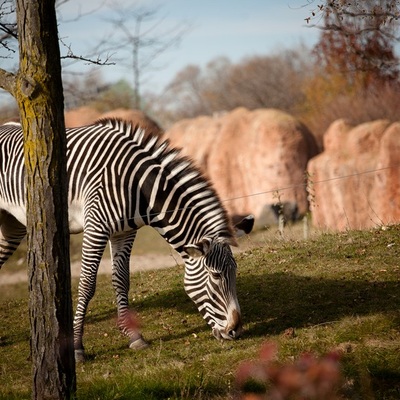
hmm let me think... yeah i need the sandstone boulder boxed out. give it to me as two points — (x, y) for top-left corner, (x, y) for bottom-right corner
(164, 107), (319, 221)
(64, 106), (101, 128)
(308, 119), (400, 231)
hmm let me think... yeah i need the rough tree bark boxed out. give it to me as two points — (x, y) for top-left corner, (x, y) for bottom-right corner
(12, 1), (75, 398)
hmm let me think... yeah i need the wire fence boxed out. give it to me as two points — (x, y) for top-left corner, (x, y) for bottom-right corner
(98, 162), (399, 239)
(220, 164), (396, 205)
(219, 163), (400, 240)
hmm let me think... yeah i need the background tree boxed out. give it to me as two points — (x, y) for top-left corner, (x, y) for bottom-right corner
(313, 0), (399, 88)
(86, 79), (136, 113)
(102, 2), (190, 110)
(220, 50), (309, 112)
(300, 0), (400, 141)
(62, 71), (136, 111)
(157, 49), (311, 127)
(0, 0), (75, 398)
(303, 0), (400, 25)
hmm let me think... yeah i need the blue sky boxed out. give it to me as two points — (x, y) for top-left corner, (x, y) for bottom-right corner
(57, 0), (320, 90)
(0, 1), (321, 104)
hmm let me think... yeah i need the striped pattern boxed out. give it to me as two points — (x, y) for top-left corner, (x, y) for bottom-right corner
(0, 119), (242, 358)
(183, 241), (242, 340)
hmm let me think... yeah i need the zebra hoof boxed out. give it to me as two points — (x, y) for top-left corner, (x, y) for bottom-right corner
(74, 349), (85, 363)
(129, 337), (149, 350)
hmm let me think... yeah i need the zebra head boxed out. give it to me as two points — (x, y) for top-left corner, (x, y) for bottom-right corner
(183, 237), (243, 340)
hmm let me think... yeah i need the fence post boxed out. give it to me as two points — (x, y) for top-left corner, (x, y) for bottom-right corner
(278, 214), (285, 238)
(303, 214), (309, 240)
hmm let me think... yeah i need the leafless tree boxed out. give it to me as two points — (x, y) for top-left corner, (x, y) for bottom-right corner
(102, 2), (190, 109)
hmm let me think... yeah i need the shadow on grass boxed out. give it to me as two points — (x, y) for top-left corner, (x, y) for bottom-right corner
(85, 268), (400, 343)
(237, 271), (400, 338)
(83, 278), (208, 344)
(82, 277), (195, 324)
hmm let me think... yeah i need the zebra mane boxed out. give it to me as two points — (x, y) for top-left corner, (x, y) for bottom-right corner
(95, 118), (236, 244)
(94, 118), (148, 143)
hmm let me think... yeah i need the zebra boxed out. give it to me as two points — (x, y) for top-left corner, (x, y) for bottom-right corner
(0, 119), (254, 361)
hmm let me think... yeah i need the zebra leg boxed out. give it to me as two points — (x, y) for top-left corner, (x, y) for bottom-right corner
(110, 231), (149, 350)
(0, 210), (26, 269)
(73, 229), (108, 362)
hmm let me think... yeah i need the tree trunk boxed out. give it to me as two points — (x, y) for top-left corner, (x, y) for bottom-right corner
(14, 1), (76, 398)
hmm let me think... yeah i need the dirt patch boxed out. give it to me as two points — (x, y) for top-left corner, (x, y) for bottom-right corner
(0, 230), (271, 287)
(0, 253), (183, 287)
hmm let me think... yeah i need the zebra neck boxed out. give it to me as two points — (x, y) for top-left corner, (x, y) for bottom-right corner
(151, 213), (232, 255)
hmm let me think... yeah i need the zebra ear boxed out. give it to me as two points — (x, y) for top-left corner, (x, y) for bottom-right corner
(232, 214), (255, 237)
(183, 239), (211, 258)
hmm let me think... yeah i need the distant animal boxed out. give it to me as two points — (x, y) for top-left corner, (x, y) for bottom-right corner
(256, 202), (299, 230)
(0, 119), (254, 361)
(270, 202), (299, 225)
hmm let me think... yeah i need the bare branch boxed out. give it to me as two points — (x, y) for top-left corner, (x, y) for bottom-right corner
(0, 0), (18, 57)
(0, 22), (17, 39)
(61, 52), (116, 66)
(59, 37), (116, 66)
(99, 1), (191, 109)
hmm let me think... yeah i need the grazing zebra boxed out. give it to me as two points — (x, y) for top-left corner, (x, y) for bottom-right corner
(0, 119), (253, 361)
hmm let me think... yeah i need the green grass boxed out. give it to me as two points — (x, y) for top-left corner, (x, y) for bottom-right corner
(1, 224), (400, 399)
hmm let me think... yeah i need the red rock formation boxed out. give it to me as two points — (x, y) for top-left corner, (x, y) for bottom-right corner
(64, 106), (101, 128)
(308, 119), (400, 231)
(164, 108), (318, 220)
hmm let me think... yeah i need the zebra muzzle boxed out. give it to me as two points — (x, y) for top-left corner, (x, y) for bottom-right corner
(212, 325), (242, 341)
(212, 309), (243, 341)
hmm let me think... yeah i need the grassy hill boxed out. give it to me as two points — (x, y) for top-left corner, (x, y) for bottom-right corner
(1, 224), (400, 399)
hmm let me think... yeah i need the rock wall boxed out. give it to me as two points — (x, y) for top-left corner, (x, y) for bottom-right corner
(64, 106), (101, 127)
(308, 119), (400, 231)
(164, 107), (319, 220)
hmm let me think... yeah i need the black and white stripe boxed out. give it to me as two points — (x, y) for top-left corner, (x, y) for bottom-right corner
(0, 119), (247, 360)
